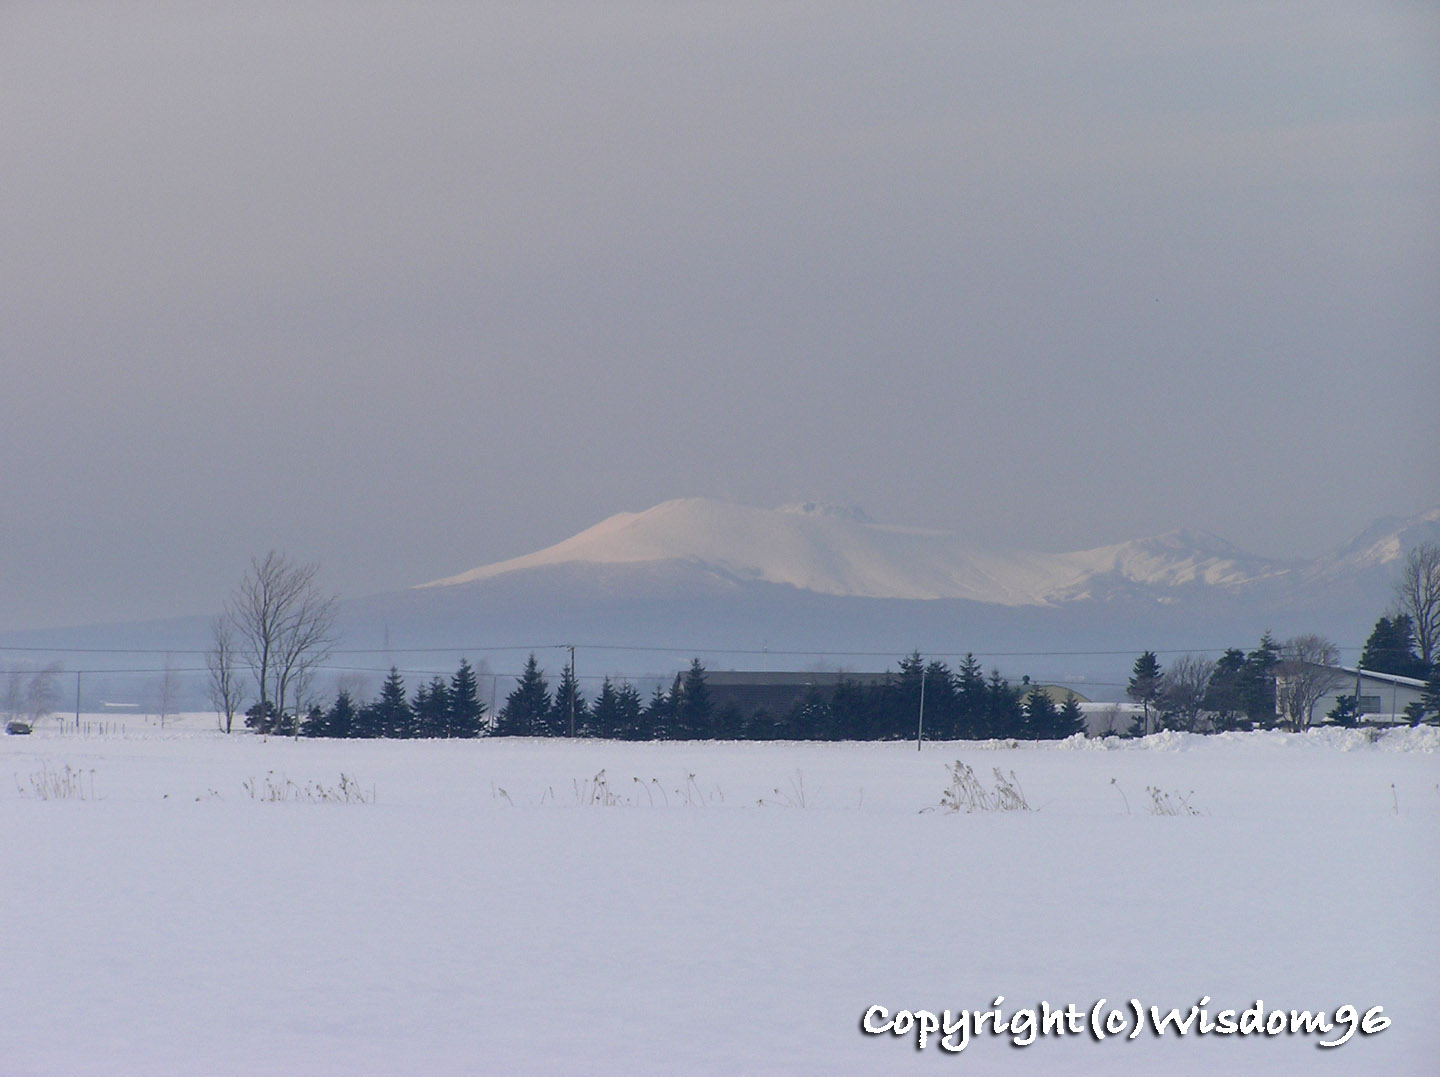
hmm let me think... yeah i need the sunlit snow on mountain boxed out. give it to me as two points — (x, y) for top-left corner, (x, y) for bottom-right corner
(418, 497), (1332, 606)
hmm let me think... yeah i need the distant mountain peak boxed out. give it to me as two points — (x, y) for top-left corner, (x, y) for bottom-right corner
(1145, 527), (1245, 554)
(1330, 506), (1440, 561)
(416, 497), (1335, 606)
(776, 501), (874, 524)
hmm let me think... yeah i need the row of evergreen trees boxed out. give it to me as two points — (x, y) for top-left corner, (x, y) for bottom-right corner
(252, 653), (1085, 742)
(247, 660), (487, 738)
(781, 653), (1089, 742)
(492, 652), (1087, 742)
(251, 626), (1440, 743)
(494, 652), (1086, 742)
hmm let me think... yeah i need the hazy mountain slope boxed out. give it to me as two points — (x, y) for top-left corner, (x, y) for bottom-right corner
(419, 498), (1303, 606)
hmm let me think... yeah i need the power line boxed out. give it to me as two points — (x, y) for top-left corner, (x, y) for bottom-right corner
(0, 640), (1367, 659)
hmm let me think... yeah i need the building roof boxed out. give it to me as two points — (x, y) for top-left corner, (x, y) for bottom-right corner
(1339, 667), (1427, 689)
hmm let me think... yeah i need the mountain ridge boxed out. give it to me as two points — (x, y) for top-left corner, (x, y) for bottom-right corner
(418, 497), (1401, 607)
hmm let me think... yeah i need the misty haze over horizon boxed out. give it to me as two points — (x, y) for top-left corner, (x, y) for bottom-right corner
(2, 4), (1436, 632)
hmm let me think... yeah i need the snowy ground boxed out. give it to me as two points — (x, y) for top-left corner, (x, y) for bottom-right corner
(2, 716), (1437, 1075)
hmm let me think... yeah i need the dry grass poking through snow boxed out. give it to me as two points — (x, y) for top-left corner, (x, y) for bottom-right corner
(241, 771), (375, 804)
(15, 761), (97, 800)
(930, 759), (1031, 813)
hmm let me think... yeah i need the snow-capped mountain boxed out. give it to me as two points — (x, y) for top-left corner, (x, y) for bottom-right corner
(1303, 507), (1440, 581)
(5, 498), (1432, 705)
(418, 497), (1306, 606)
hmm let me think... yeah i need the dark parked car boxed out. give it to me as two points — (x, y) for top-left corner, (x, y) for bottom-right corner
(5, 720), (33, 735)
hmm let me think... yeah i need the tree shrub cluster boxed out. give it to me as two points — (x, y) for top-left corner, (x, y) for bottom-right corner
(1127, 621), (1440, 733)
(1122, 636), (1286, 735)
(1348, 610), (1440, 725)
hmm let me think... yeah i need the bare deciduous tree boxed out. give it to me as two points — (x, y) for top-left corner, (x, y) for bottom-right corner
(0, 668), (19, 723)
(146, 654), (179, 729)
(273, 584), (337, 737)
(3, 662), (63, 727)
(1394, 543), (1440, 668)
(1275, 634), (1345, 731)
(226, 551), (338, 733)
(1159, 653), (1216, 733)
(207, 615), (245, 734)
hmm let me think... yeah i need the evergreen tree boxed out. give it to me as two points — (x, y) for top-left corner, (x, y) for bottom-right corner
(615, 681), (644, 740)
(273, 708), (298, 738)
(786, 686), (831, 741)
(893, 652), (926, 742)
(1202, 648), (1248, 732)
(298, 703), (326, 737)
(448, 659), (486, 738)
(713, 702), (746, 741)
(830, 677), (879, 741)
(1359, 616), (1428, 679)
(643, 682), (674, 740)
(351, 699), (383, 739)
(413, 676), (451, 739)
(496, 655), (550, 737)
(244, 700), (280, 735)
(953, 653), (988, 739)
(550, 662), (587, 738)
(1240, 633), (1281, 728)
(326, 689), (357, 739)
(1418, 664), (1440, 726)
(676, 659), (713, 739)
(743, 707), (777, 740)
(590, 677), (621, 739)
(1326, 694), (1361, 728)
(923, 660), (958, 740)
(375, 668), (412, 739)
(1023, 688), (1060, 740)
(1127, 651), (1164, 736)
(1057, 694), (1087, 738)
(986, 670), (1025, 739)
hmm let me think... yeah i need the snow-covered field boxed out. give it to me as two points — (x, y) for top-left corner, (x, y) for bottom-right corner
(3, 716), (1437, 1075)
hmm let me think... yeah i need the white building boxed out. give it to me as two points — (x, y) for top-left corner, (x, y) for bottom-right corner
(1312, 667), (1426, 725)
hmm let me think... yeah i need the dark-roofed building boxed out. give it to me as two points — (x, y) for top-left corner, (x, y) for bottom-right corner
(704, 670), (892, 719)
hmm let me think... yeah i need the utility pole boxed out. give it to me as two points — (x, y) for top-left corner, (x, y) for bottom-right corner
(916, 661), (926, 751)
(567, 644), (577, 738)
(75, 671), (82, 733)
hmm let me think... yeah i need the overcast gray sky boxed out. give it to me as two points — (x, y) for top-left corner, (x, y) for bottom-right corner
(2, 3), (1437, 631)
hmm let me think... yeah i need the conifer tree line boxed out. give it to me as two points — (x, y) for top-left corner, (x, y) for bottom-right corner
(246, 659), (487, 738)
(487, 652), (1091, 742)
(737, 652), (1089, 743)
(256, 653), (1088, 742)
